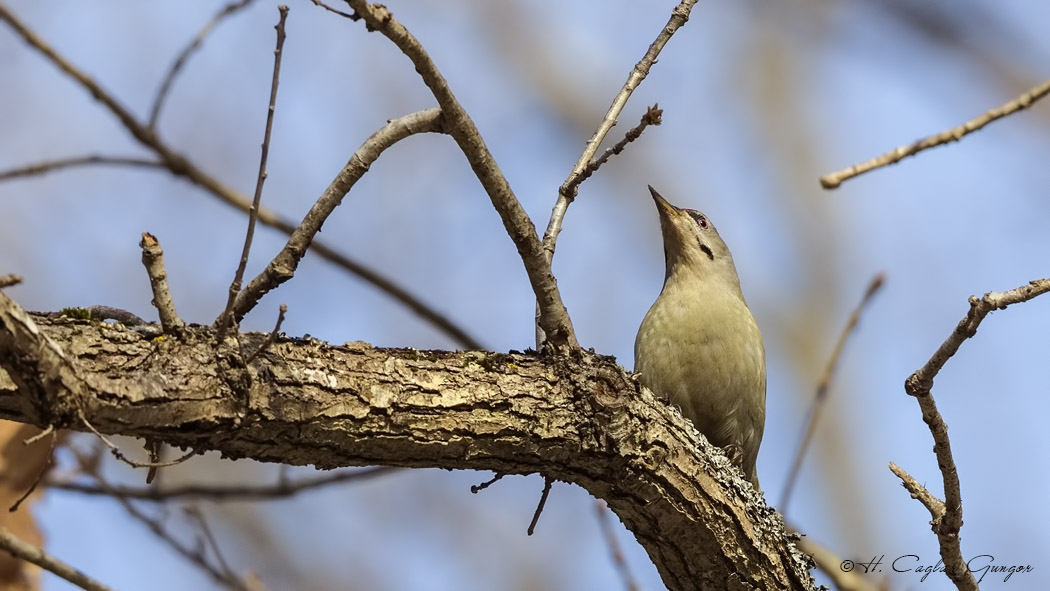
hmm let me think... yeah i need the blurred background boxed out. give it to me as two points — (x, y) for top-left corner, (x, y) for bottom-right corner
(1, 0), (1049, 589)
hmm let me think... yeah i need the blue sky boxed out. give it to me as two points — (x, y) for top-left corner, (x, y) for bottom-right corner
(2, 1), (1049, 589)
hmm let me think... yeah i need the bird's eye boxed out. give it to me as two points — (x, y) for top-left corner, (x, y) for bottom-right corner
(687, 211), (708, 229)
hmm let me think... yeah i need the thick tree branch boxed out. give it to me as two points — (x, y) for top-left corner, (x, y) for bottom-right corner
(0, 294), (813, 591)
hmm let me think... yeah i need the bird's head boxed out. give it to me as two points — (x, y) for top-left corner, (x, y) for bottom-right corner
(647, 185), (743, 295)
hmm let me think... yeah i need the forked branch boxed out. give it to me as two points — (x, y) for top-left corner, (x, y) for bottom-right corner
(342, 0), (578, 349)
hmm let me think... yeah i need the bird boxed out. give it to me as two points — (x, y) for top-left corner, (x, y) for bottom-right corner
(634, 185), (766, 489)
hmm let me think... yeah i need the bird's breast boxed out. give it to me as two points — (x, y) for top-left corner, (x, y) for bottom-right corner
(634, 286), (765, 448)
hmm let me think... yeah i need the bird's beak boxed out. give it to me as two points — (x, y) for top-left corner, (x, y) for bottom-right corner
(648, 185), (679, 219)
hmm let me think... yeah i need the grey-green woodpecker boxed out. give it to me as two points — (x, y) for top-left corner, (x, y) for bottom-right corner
(634, 186), (766, 489)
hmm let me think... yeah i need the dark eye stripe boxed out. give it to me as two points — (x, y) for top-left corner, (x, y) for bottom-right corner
(697, 240), (714, 260)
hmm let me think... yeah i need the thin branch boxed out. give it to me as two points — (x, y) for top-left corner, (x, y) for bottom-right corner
(888, 462), (945, 518)
(344, 0), (578, 350)
(595, 501), (640, 591)
(0, 156), (162, 180)
(895, 278), (1050, 591)
(561, 105), (663, 199)
(244, 303), (288, 363)
(113, 494), (252, 591)
(469, 472), (504, 494)
(907, 278), (1050, 397)
(47, 466), (399, 501)
(895, 389), (973, 590)
(0, 5), (170, 163)
(22, 424), (54, 445)
(184, 506), (240, 585)
(70, 447), (254, 591)
(0, 526), (114, 591)
(79, 408), (198, 472)
(218, 5), (289, 338)
(0, 4), (481, 350)
(8, 426), (57, 512)
(139, 232), (185, 334)
(820, 78), (1050, 189)
(144, 439), (162, 485)
(0, 274), (22, 289)
(526, 476), (553, 536)
(780, 272), (885, 511)
(313, 243), (483, 348)
(310, 0), (357, 20)
(149, 0), (257, 129)
(542, 0), (698, 257)
(230, 108), (447, 324)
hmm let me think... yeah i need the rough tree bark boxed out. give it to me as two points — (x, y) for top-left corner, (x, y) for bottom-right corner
(0, 292), (813, 590)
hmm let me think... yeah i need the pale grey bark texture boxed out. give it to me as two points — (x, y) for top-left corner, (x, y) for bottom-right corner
(0, 293), (813, 591)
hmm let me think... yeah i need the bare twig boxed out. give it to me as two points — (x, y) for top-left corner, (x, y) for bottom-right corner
(894, 278), (1050, 591)
(562, 105), (663, 200)
(310, 0), (357, 20)
(22, 424), (54, 445)
(907, 279), (1050, 396)
(149, 0), (257, 129)
(115, 491), (253, 591)
(0, 526), (114, 591)
(821, 78), (1050, 189)
(0, 275), (22, 289)
(0, 4), (480, 350)
(888, 462), (945, 517)
(526, 476), (553, 536)
(595, 501), (639, 591)
(345, 0), (578, 350)
(144, 439), (162, 485)
(118, 496), (251, 591)
(218, 5), (289, 338)
(230, 108), (448, 324)
(47, 466), (399, 501)
(184, 506), (241, 585)
(780, 272), (885, 511)
(8, 426), (57, 512)
(245, 303), (287, 363)
(78, 408), (198, 472)
(139, 232), (186, 334)
(0, 156), (162, 180)
(317, 246), (482, 349)
(469, 472), (504, 494)
(70, 447), (254, 591)
(543, 0), (698, 257)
